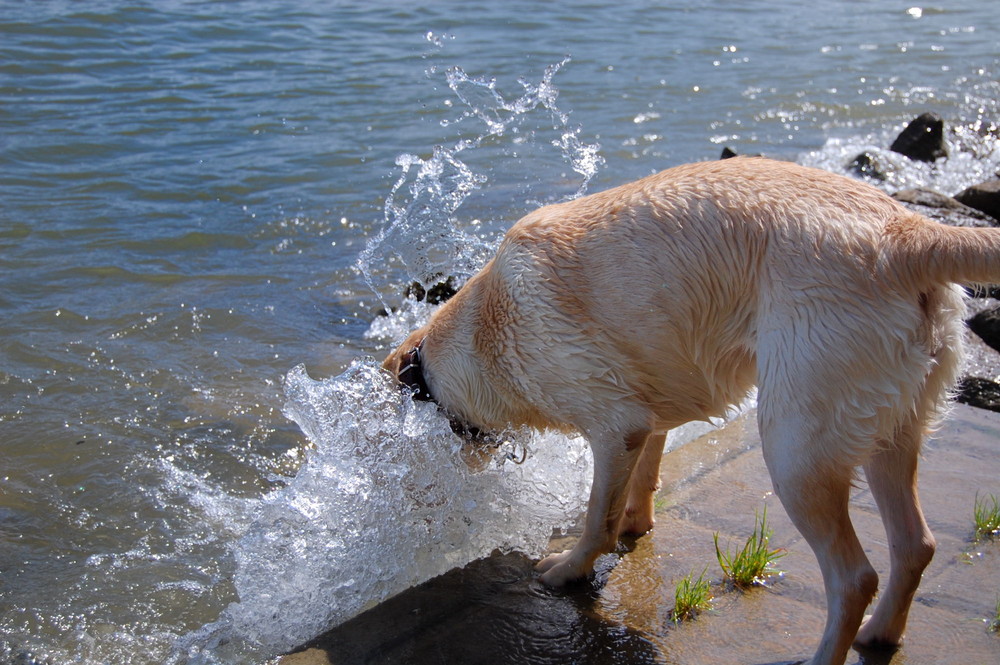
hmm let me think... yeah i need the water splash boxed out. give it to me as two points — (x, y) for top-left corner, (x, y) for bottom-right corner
(170, 55), (606, 665)
(358, 58), (604, 313)
(174, 360), (592, 663)
(800, 73), (1000, 195)
(440, 59), (604, 191)
(800, 125), (1000, 196)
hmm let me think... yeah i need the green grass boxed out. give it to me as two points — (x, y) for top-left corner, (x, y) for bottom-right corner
(670, 568), (712, 623)
(714, 506), (786, 589)
(988, 595), (1000, 634)
(974, 492), (1000, 541)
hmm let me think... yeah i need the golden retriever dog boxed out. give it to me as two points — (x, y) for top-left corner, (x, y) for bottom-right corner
(383, 157), (1000, 665)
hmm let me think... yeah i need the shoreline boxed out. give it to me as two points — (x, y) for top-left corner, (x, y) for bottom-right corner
(281, 403), (1000, 665)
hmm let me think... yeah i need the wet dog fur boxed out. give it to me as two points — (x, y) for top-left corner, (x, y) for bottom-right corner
(383, 158), (1000, 665)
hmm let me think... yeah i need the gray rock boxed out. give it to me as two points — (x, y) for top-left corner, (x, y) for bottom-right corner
(718, 147), (762, 159)
(955, 376), (1000, 412)
(967, 305), (1000, 353)
(848, 151), (892, 181)
(954, 178), (1000, 222)
(891, 188), (996, 228)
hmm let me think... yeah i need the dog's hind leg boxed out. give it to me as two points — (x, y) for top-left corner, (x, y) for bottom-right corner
(759, 412), (879, 665)
(536, 429), (648, 586)
(619, 432), (667, 536)
(855, 417), (935, 648)
(856, 286), (961, 647)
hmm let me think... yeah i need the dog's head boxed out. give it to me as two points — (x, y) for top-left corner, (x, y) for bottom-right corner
(382, 325), (486, 440)
(383, 271), (555, 440)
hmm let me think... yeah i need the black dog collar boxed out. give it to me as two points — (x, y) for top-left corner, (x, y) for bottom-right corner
(397, 338), (434, 402)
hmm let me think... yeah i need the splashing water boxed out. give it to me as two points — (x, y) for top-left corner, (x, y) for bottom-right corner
(175, 362), (592, 663)
(174, 58), (603, 664)
(358, 58), (604, 312)
(800, 75), (1000, 195)
(440, 59), (606, 192)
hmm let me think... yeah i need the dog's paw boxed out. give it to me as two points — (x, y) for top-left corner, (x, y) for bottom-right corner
(535, 549), (572, 574)
(535, 550), (588, 586)
(618, 511), (655, 537)
(619, 492), (656, 537)
(854, 613), (905, 649)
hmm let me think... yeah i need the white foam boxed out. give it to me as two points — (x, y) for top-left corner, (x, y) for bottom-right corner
(173, 360), (592, 662)
(800, 116), (1000, 196)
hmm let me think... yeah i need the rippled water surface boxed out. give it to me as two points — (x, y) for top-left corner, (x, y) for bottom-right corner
(2, 2), (999, 663)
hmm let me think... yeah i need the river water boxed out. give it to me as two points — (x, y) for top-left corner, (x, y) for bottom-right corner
(1, 2), (999, 663)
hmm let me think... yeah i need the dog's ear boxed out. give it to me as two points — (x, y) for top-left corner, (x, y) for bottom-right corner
(381, 347), (403, 375)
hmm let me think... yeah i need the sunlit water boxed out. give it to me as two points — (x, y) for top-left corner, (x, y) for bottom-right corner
(1, 2), (999, 663)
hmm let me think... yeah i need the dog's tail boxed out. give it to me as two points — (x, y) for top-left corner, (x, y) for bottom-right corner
(885, 213), (1000, 289)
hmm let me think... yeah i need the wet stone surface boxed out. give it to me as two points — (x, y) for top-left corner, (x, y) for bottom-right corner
(282, 405), (1000, 665)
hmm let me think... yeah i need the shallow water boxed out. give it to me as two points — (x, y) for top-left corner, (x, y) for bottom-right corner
(2, 2), (1000, 663)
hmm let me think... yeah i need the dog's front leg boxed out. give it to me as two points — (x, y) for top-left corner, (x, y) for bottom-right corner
(620, 432), (667, 536)
(536, 430), (649, 586)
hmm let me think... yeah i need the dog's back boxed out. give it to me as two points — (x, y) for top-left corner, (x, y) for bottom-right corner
(486, 158), (978, 440)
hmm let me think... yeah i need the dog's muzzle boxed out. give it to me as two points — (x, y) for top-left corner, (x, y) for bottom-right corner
(397, 339), (434, 402)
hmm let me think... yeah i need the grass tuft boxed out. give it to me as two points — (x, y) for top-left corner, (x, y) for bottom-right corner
(714, 506), (786, 589)
(670, 568), (712, 623)
(973, 492), (1000, 541)
(989, 595), (1000, 634)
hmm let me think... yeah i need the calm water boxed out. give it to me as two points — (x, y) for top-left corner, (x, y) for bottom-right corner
(2, 2), (999, 663)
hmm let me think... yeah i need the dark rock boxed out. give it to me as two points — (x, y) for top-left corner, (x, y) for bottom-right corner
(891, 188), (996, 228)
(965, 285), (1000, 300)
(967, 306), (1000, 353)
(375, 275), (460, 317)
(718, 147), (762, 160)
(889, 112), (948, 162)
(848, 151), (891, 181)
(292, 551), (661, 665)
(955, 376), (1000, 413)
(954, 178), (1000, 222)
(405, 275), (458, 305)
